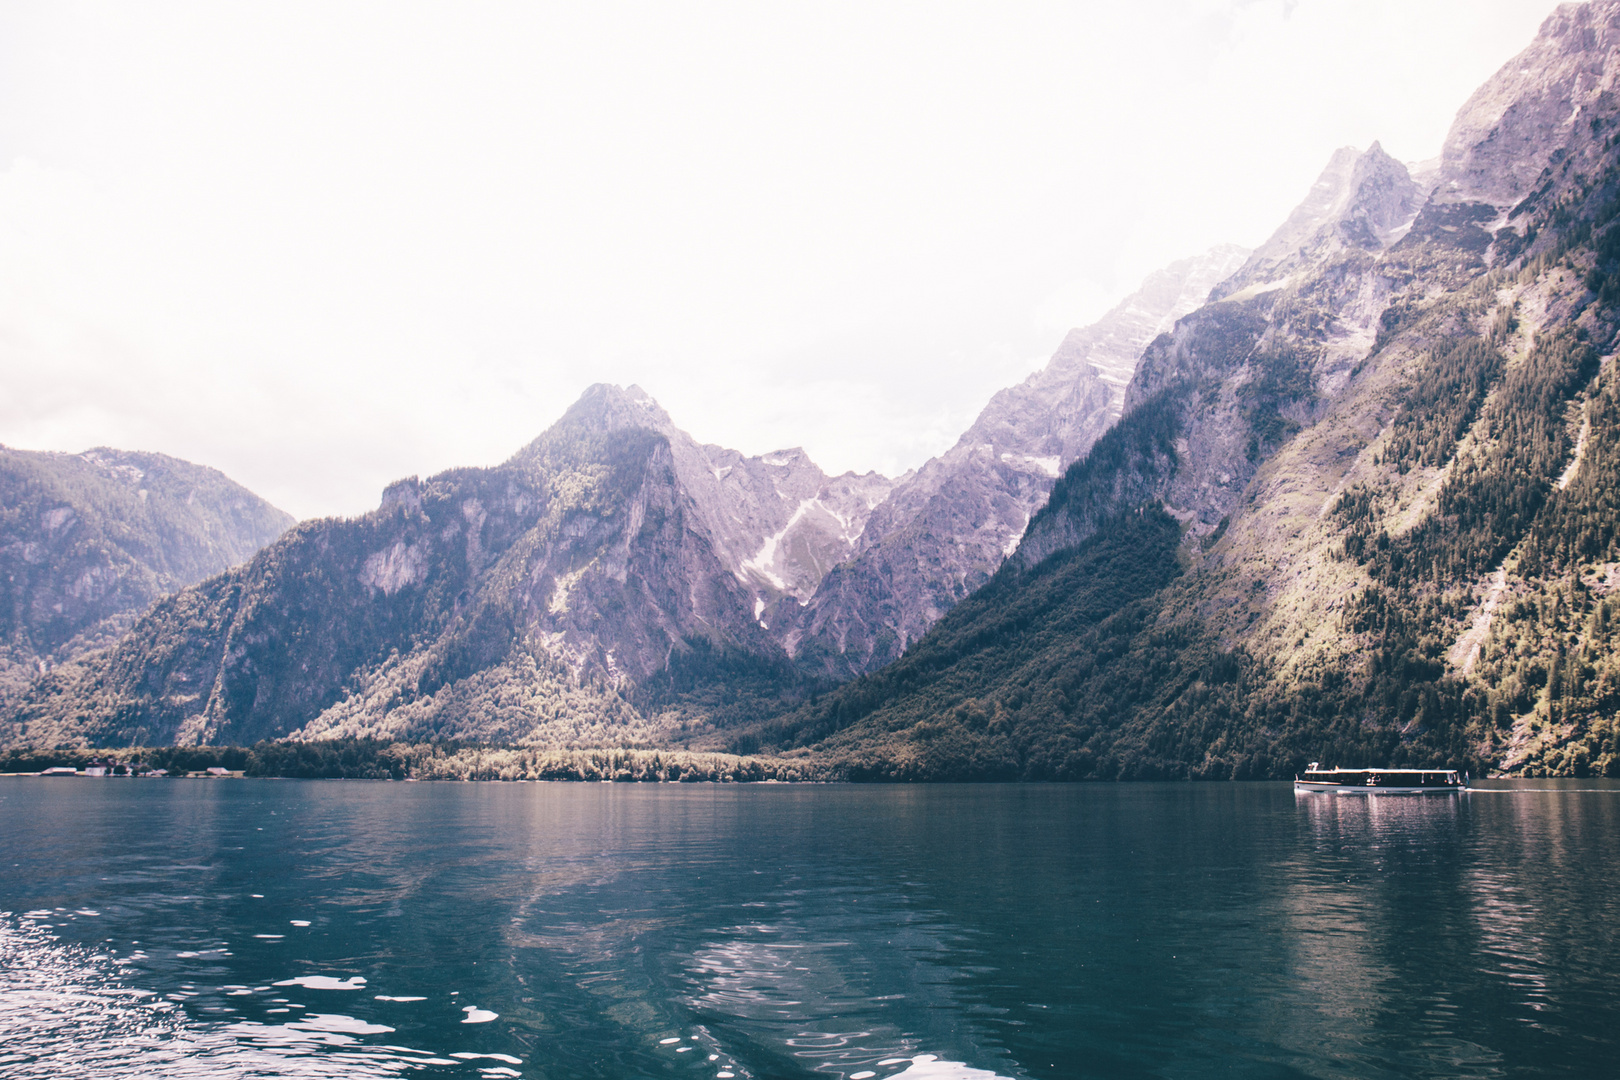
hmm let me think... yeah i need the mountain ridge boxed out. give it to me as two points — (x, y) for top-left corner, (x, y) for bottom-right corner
(14, 5), (1619, 777)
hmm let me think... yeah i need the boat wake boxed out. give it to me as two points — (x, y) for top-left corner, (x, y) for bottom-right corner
(0, 914), (504, 1078)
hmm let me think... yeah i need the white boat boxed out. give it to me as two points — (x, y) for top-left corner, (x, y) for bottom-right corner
(1294, 763), (1467, 794)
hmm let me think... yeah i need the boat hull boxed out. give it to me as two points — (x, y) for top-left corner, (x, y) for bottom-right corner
(1293, 781), (1465, 795)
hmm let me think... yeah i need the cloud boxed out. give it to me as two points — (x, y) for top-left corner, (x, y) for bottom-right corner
(0, 0), (1557, 519)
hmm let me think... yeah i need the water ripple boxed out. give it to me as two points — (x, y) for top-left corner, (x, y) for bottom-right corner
(0, 915), (501, 1078)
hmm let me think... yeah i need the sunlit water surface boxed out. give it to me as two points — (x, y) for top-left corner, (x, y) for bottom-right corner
(1, 779), (1617, 1079)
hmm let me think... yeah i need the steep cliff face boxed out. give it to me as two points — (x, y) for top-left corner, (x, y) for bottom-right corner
(745, 1), (1620, 780)
(0, 446), (293, 704)
(1441, 0), (1620, 207)
(551, 385), (894, 613)
(781, 245), (1249, 679)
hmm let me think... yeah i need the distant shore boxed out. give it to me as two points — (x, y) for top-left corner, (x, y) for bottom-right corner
(0, 741), (826, 783)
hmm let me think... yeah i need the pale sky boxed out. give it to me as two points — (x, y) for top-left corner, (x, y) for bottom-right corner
(0, 0), (1560, 520)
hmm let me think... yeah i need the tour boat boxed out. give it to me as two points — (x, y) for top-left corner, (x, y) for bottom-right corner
(1294, 763), (1467, 794)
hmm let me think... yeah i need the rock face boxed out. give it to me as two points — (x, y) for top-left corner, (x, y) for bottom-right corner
(1210, 144), (1427, 302)
(1441, 0), (1620, 207)
(585, 387), (894, 611)
(745, 1), (1620, 780)
(1012, 140), (1432, 573)
(781, 244), (1249, 678)
(0, 446), (293, 703)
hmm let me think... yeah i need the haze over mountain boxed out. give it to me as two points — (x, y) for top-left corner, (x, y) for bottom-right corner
(780, 245), (1250, 679)
(0, 3), (1557, 523)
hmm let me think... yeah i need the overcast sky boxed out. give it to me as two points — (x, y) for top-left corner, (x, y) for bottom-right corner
(0, 0), (1560, 520)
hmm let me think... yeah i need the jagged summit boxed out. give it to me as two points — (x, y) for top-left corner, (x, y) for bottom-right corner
(1341, 142), (1432, 245)
(1213, 143), (1425, 301)
(541, 382), (674, 439)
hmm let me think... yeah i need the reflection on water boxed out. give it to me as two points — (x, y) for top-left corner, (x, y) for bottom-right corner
(1, 779), (1617, 1079)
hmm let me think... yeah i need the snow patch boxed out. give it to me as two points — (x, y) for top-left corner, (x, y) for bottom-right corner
(1001, 518), (1028, 558)
(998, 452), (1061, 478)
(739, 498), (824, 590)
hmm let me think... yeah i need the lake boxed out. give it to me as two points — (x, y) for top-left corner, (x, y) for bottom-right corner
(1, 779), (1617, 1079)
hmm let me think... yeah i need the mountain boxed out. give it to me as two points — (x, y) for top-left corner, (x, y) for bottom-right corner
(735, 1), (1620, 780)
(780, 244), (1249, 679)
(0, 446), (293, 704)
(1, 245), (1255, 751)
(1, 387), (894, 748)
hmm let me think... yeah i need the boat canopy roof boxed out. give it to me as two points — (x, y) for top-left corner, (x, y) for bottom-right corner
(1303, 768), (1459, 775)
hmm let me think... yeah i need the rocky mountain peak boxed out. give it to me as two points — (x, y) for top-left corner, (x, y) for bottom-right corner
(554, 382), (675, 436)
(1342, 141), (1429, 244)
(1440, 0), (1620, 207)
(1212, 143), (1423, 300)
(518, 382), (894, 616)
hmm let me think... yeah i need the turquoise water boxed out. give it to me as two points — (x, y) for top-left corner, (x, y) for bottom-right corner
(1, 779), (1617, 1078)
